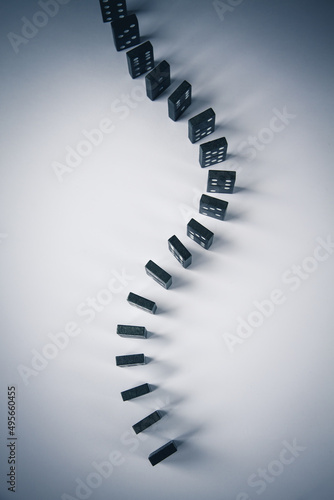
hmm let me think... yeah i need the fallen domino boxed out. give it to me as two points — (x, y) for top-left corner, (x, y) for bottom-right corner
(132, 411), (162, 434)
(187, 218), (214, 249)
(168, 235), (192, 268)
(115, 354), (145, 367)
(145, 260), (172, 289)
(127, 292), (157, 314)
(199, 194), (228, 221)
(148, 440), (177, 466)
(121, 383), (151, 401)
(117, 325), (148, 339)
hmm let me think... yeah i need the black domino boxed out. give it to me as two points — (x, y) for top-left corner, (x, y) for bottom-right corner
(168, 235), (192, 268)
(145, 60), (171, 101)
(132, 411), (162, 434)
(99, 0), (127, 23)
(126, 41), (154, 79)
(148, 441), (177, 466)
(127, 292), (157, 314)
(187, 218), (214, 249)
(199, 137), (228, 167)
(188, 108), (215, 143)
(207, 170), (236, 194)
(168, 80), (192, 121)
(117, 325), (147, 339)
(111, 14), (140, 51)
(115, 354), (145, 367)
(121, 383), (151, 401)
(145, 260), (172, 289)
(199, 194), (228, 221)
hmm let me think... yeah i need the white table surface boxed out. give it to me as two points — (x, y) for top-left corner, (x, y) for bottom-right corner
(1, 1), (334, 499)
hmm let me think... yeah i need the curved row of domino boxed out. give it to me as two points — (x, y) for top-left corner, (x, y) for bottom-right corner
(99, 0), (236, 466)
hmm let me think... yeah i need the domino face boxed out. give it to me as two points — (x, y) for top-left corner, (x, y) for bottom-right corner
(188, 108), (215, 143)
(199, 137), (228, 167)
(127, 292), (157, 314)
(99, 0), (127, 23)
(200, 194), (228, 221)
(121, 383), (151, 401)
(115, 354), (145, 367)
(168, 80), (192, 121)
(148, 440), (177, 466)
(126, 41), (154, 79)
(132, 411), (162, 434)
(207, 170), (236, 194)
(145, 60), (171, 101)
(111, 14), (140, 51)
(187, 218), (214, 250)
(145, 260), (172, 289)
(168, 235), (192, 268)
(117, 324), (147, 339)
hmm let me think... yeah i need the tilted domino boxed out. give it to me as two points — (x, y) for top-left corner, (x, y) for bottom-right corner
(199, 137), (228, 167)
(115, 354), (145, 367)
(117, 325), (147, 339)
(132, 411), (162, 434)
(127, 292), (157, 314)
(148, 440), (177, 466)
(111, 14), (140, 51)
(168, 80), (192, 121)
(168, 235), (192, 268)
(187, 218), (214, 249)
(145, 260), (172, 289)
(188, 108), (215, 143)
(207, 170), (236, 194)
(145, 60), (171, 100)
(199, 194), (228, 221)
(126, 41), (154, 79)
(99, 0), (127, 23)
(121, 383), (151, 401)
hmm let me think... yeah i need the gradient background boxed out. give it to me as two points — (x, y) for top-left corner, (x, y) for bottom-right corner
(1, 0), (334, 499)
